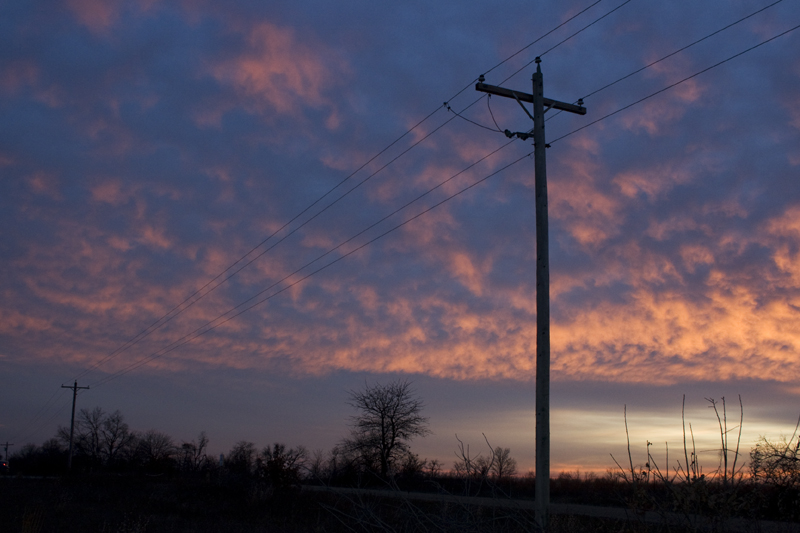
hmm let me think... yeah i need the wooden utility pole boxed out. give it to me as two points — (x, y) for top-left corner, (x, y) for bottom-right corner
(1, 442), (12, 463)
(61, 381), (89, 471)
(477, 58), (585, 531)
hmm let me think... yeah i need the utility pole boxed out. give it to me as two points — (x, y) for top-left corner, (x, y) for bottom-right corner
(477, 58), (585, 531)
(61, 381), (89, 471)
(2, 442), (12, 463)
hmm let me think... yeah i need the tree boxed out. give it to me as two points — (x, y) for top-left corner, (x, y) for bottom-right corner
(257, 443), (307, 490)
(57, 406), (104, 468)
(180, 431), (210, 473)
(101, 410), (136, 467)
(343, 379), (430, 478)
(137, 429), (176, 472)
(225, 440), (256, 476)
(750, 418), (800, 520)
(491, 446), (517, 480)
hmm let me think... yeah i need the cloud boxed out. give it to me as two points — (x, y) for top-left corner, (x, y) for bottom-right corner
(64, 0), (160, 33)
(65, 0), (121, 32)
(2, 0), (799, 468)
(0, 61), (38, 95)
(206, 20), (346, 123)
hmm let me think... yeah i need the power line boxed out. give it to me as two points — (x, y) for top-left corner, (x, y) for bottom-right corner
(449, 0), (634, 133)
(580, 0), (785, 101)
(7, 387), (68, 444)
(88, 140), (524, 388)
(73, 106), (446, 382)
(541, 0), (785, 125)
(482, 0), (606, 78)
(72, 1), (614, 383)
(11, 396), (72, 446)
(500, 0), (635, 84)
(549, 20), (800, 145)
(13, 2), (618, 442)
(445, 101), (502, 132)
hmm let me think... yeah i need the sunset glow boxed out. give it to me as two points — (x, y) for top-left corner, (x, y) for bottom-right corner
(2, 0), (800, 474)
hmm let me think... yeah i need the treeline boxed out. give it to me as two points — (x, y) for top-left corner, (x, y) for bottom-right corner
(10, 407), (213, 477)
(8, 403), (520, 496)
(7, 387), (800, 526)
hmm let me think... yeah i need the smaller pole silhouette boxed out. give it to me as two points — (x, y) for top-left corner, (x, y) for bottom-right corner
(1, 442), (12, 463)
(61, 381), (89, 471)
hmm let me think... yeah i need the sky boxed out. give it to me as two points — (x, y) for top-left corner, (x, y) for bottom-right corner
(2, 0), (800, 475)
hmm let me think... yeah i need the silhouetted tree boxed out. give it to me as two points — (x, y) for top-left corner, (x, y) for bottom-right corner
(225, 440), (256, 476)
(57, 406), (104, 469)
(101, 410), (136, 467)
(308, 448), (326, 481)
(257, 443), (307, 490)
(9, 439), (66, 475)
(137, 429), (176, 472)
(491, 446), (517, 480)
(180, 431), (210, 473)
(343, 379), (430, 478)
(750, 423), (800, 520)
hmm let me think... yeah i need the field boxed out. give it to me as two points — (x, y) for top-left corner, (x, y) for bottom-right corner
(3, 472), (799, 533)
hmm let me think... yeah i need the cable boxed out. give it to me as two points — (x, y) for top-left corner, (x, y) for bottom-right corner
(549, 21), (800, 145)
(7, 388), (68, 444)
(88, 140), (524, 388)
(483, 0), (606, 78)
(73, 106), (446, 382)
(23, 3), (614, 440)
(580, 0), (785, 101)
(464, 0), (635, 134)
(487, 95), (504, 132)
(12, 396), (71, 446)
(72, 3), (614, 384)
(501, 0), (635, 85)
(542, 0), (786, 126)
(445, 101), (502, 132)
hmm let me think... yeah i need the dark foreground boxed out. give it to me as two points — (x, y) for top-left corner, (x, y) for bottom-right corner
(3, 475), (799, 533)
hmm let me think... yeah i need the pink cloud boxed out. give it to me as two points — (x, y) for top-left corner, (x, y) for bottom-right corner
(64, 0), (161, 33)
(65, 0), (122, 32)
(613, 162), (692, 201)
(90, 179), (130, 206)
(0, 61), (38, 95)
(550, 157), (623, 247)
(208, 21), (345, 121)
(25, 171), (62, 200)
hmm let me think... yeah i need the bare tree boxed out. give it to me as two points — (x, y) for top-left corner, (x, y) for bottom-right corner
(491, 446), (517, 480)
(257, 443), (307, 490)
(343, 379), (430, 478)
(101, 410), (136, 466)
(137, 429), (175, 471)
(58, 407), (104, 467)
(180, 431), (209, 472)
(225, 440), (256, 476)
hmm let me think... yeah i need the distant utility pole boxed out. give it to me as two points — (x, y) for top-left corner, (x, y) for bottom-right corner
(61, 381), (89, 471)
(477, 58), (586, 532)
(2, 442), (12, 463)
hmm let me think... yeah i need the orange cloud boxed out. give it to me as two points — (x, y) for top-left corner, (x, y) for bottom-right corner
(613, 162), (692, 201)
(550, 154), (623, 246)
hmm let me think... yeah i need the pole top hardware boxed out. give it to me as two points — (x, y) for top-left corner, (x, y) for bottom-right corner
(478, 74), (485, 83)
(505, 129), (533, 141)
(535, 56), (541, 64)
(475, 82), (587, 115)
